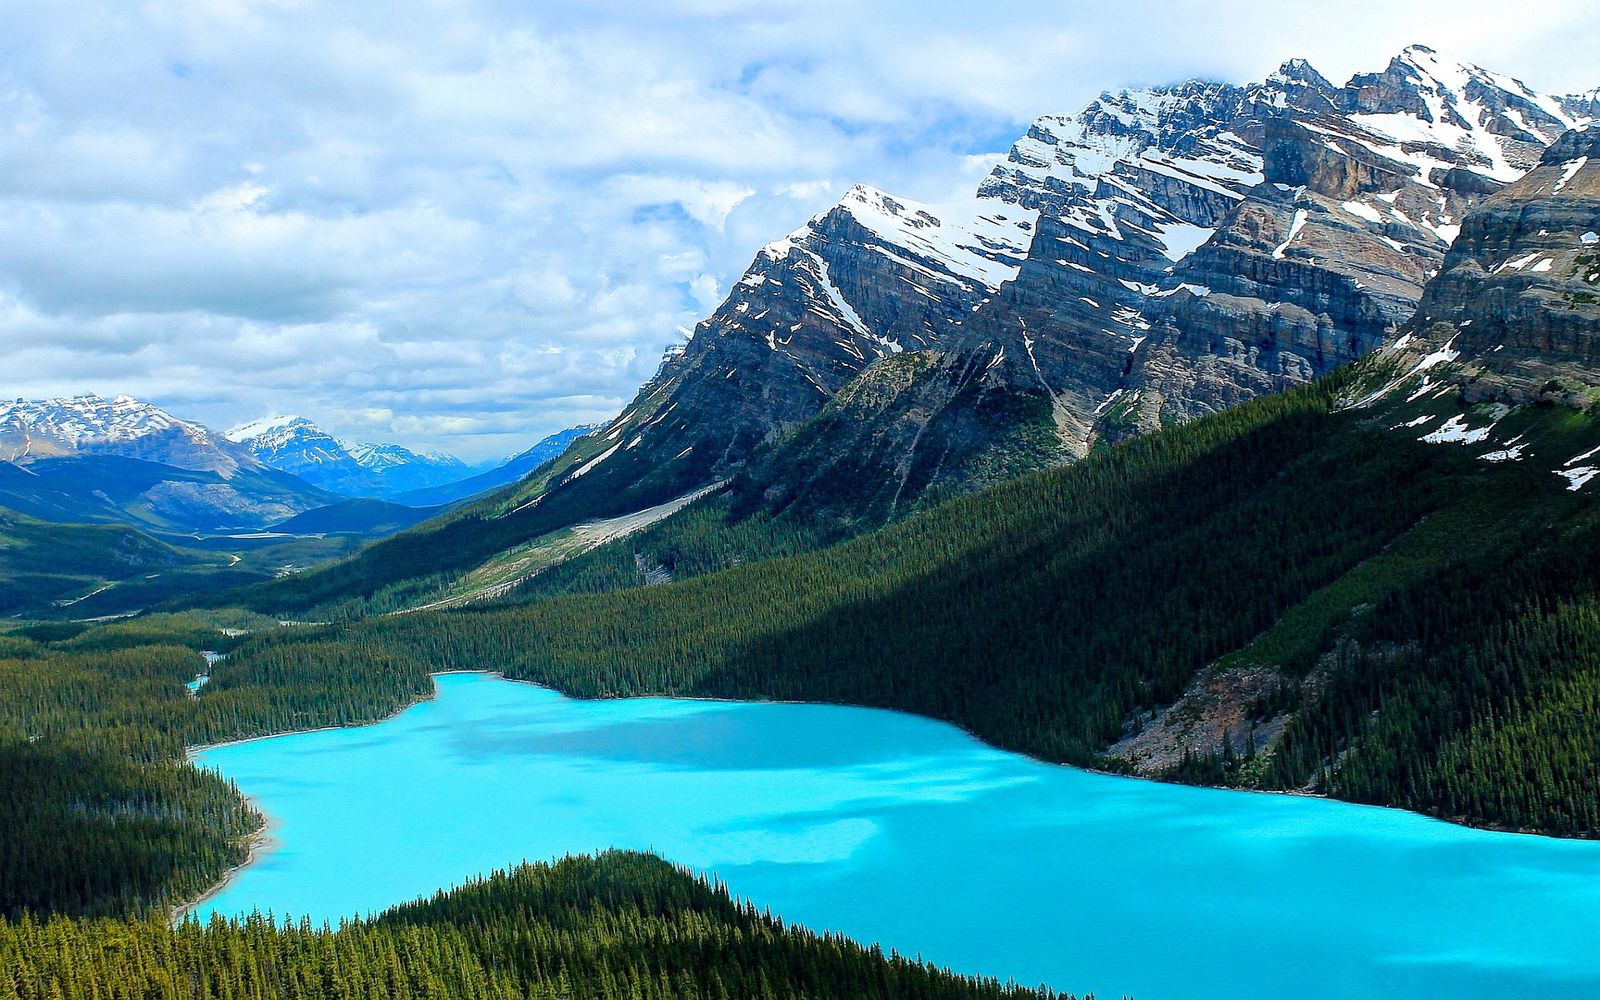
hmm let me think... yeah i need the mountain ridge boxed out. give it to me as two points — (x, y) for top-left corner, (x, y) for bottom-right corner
(500, 45), (1598, 531)
(226, 415), (474, 500)
(0, 393), (261, 477)
(190, 46), (1600, 617)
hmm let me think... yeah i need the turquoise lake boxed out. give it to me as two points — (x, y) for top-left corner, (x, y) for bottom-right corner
(193, 672), (1600, 1000)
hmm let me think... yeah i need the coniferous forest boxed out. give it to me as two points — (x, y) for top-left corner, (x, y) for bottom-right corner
(5, 367), (1600, 999)
(0, 852), (1084, 1000)
(280, 376), (1600, 836)
(6, 9), (1600, 999)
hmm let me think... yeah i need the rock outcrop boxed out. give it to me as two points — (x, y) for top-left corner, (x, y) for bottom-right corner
(1376, 126), (1600, 406)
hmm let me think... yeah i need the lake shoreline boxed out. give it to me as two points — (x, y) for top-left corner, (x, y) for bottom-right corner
(174, 668), (1600, 1000)
(173, 806), (280, 923)
(180, 667), (1585, 918)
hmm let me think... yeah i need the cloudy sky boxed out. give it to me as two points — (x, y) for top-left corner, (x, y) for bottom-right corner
(2, 0), (1597, 460)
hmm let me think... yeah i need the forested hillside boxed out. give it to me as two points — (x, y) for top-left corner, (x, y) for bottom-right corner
(0, 613), (435, 918)
(254, 371), (1600, 838)
(12, 354), (1599, 931)
(0, 509), (224, 616)
(0, 508), (390, 620)
(0, 852), (1087, 1000)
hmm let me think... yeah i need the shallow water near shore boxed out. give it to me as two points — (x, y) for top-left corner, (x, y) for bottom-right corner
(193, 672), (1600, 1000)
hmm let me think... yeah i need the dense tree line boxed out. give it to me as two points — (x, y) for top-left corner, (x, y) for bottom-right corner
(0, 618), (433, 919)
(364, 381), (1437, 747)
(0, 852), (1094, 1000)
(226, 375), (1600, 838)
(506, 499), (836, 602)
(1263, 509), (1600, 833)
(0, 639), (256, 918)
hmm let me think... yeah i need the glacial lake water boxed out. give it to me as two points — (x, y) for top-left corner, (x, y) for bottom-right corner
(192, 672), (1600, 1000)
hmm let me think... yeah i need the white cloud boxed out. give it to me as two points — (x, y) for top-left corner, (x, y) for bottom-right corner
(0, 0), (1595, 459)
(688, 274), (722, 313)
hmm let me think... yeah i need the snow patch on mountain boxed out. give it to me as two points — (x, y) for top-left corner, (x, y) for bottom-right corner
(831, 185), (1036, 287)
(225, 415), (305, 442)
(762, 185), (1036, 291)
(1340, 46), (1590, 186)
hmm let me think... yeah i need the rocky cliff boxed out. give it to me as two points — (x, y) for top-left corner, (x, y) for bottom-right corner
(513, 47), (1596, 528)
(1373, 126), (1600, 407)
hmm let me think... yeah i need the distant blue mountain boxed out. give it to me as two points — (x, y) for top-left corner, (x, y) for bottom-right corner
(391, 425), (599, 506)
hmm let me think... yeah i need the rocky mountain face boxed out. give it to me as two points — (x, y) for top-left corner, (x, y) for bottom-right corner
(519, 46), (1594, 529)
(1374, 126), (1600, 408)
(227, 416), (470, 500)
(0, 394), (259, 476)
(788, 47), (1593, 511)
(998, 44), (1588, 435)
(493, 184), (1038, 521)
(1565, 90), (1600, 122)
(1102, 125), (1600, 778)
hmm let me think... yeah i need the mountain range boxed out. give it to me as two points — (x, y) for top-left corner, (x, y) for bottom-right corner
(224, 415), (473, 500)
(484, 46), (1597, 530)
(387, 425), (601, 507)
(0, 394), (258, 477)
(0, 393), (592, 540)
(236, 45), (1600, 616)
(21, 46), (1585, 555)
(0, 394), (340, 533)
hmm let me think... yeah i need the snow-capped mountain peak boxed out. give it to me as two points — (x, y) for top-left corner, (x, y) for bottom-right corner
(4, 393), (187, 445)
(226, 416), (351, 469)
(0, 392), (253, 475)
(1340, 44), (1589, 183)
(347, 441), (466, 476)
(978, 80), (1265, 263)
(758, 184), (1036, 290)
(225, 414), (313, 443)
(566, 45), (1596, 517)
(1268, 57), (1333, 89)
(226, 416), (370, 494)
(831, 184), (1036, 286)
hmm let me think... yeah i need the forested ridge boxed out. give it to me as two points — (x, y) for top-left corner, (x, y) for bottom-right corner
(217, 373), (1600, 839)
(0, 852), (1092, 1000)
(4, 361), (1599, 1000)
